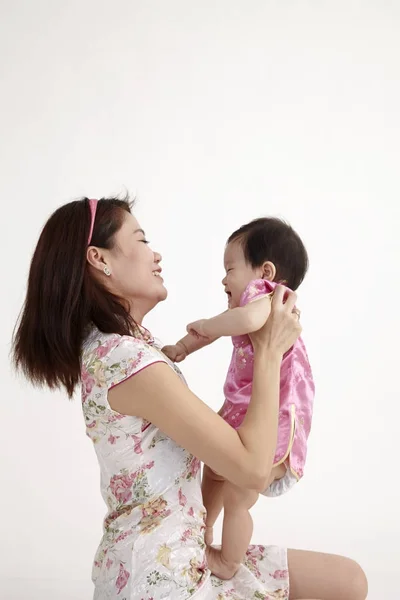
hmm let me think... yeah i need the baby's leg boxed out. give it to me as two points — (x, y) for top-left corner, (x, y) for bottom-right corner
(264, 462), (299, 498)
(269, 462), (287, 484)
(222, 483), (258, 572)
(202, 465), (225, 545)
(209, 482), (258, 579)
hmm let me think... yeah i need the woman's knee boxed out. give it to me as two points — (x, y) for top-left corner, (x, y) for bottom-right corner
(287, 549), (368, 600)
(331, 556), (368, 600)
(344, 558), (368, 600)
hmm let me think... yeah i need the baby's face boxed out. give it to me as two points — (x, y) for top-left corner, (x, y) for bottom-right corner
(222, 241), (262, 308)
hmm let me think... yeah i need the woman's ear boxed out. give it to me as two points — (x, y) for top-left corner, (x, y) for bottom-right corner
(86, 246), (108, 274)
(261, 261), (276, 281)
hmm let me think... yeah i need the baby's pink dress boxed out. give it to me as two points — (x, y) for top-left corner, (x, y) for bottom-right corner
(221, 279), (315, 495)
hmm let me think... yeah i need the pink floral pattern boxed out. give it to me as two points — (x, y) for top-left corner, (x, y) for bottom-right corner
(271, 569), (289, 580)
(179, 488), (187, 507)
(109, 471), (137, 504)
(81, 327), (289, 599)
(116, 562), (130, 594)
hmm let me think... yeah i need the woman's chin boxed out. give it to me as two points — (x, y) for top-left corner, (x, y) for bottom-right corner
(157, 284), (168, 301)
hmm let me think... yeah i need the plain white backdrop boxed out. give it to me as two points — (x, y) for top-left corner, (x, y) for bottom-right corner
(1, 1), (399, 598)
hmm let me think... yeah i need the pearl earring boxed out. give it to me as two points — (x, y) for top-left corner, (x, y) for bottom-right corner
(103, 265), (111, 276)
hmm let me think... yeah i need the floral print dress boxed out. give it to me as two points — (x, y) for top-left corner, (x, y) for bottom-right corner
(81, 326), (290, 600)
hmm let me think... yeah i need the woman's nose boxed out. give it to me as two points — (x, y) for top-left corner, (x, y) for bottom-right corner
(154, 251), (162, 263)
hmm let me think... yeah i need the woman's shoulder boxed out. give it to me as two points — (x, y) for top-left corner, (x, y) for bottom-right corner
(83, 327), (164, 363)
(81, 327), (170, 392)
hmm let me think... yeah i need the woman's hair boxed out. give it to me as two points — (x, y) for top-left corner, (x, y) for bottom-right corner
(12, 195), (135, 398)
(227, 217), (309, 290)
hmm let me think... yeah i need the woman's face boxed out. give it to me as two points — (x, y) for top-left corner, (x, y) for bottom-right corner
(105, 212), (167, 321)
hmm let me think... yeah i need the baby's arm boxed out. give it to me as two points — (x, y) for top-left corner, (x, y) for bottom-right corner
(190, 295), (272, 339)
(178, 332), (216, 356)
(164, 294), (271, 361)
(162, 331), (218, 362)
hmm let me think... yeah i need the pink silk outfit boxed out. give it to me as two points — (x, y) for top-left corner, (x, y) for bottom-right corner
(221, 279), (315, 496)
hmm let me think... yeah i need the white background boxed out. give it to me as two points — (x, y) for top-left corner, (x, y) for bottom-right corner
(1, 1), (399, 598)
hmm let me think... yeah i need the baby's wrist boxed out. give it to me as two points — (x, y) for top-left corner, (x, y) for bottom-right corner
(176, 340), (189, 356)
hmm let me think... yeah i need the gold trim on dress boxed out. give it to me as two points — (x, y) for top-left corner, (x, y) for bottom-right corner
(272, 403), (297, 478)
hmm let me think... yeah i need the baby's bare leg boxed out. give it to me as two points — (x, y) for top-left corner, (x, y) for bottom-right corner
(217, 483), (258, 579)
(202, 465), (225, 545)
(269, 463), (287, 484)
(205, 466), (286, 578)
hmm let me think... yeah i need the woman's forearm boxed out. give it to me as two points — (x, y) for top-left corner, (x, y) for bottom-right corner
(236, 348), (281, 487)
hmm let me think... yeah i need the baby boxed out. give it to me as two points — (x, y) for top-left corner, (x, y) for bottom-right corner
(163, 217), (315, 580)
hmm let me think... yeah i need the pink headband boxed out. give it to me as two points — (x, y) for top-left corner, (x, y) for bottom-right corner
(87, 198), (98, 245)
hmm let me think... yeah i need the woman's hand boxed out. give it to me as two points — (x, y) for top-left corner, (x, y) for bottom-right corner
(249, 285), (301, 357)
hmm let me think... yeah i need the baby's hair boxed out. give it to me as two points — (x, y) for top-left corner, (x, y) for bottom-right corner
(227, 217), (309, 291)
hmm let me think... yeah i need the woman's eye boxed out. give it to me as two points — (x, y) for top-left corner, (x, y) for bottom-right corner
(141, 239), (150, 244)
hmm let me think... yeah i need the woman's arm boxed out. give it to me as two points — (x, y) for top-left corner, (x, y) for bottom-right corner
(108, 346), (281, 491)
(109, 286), (300, 491)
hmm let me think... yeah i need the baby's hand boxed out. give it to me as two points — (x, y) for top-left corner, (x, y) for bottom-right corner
(162, 342), (188, 363)
(186, 319), (209, 339)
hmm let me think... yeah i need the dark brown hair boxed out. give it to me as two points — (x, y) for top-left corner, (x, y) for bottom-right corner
(227, 217), (309, 290)
(12, 195), (135, 398)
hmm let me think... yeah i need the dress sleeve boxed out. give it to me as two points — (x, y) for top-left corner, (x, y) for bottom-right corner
(240, 279), (274, 307)
(103, 335), (168, 390)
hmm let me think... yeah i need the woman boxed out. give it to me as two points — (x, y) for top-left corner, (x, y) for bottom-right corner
(13, 196), (367, 600)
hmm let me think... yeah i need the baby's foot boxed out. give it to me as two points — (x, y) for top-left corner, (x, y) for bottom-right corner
(205, 546), (240, 580)
(205, 525), (213, 546)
